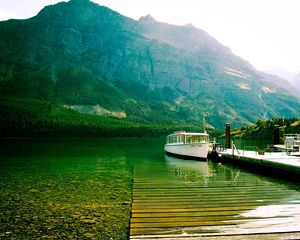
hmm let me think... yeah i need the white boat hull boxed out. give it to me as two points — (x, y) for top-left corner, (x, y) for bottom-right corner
(164, 143), (209, 160)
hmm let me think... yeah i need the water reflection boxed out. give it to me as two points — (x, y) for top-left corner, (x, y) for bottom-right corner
(165, 155), (210, 176)
(165, 155), (211, 184)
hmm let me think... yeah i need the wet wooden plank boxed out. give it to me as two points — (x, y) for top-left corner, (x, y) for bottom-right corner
(132, 196), (294, 203)
(133, 186), (287, 193)
(130, 232), (300, 239)
(132, 196), (291, 202)
(133, 193), (289, 199)
(132, 184), (277, 189)
(133, 185), (287, 192)
(133, 190), (287, 196)
(130, 220), (300, 237)
(131, 219), (239, 228)
(132, 206), (256, 215)
(131, 200), (281, 210)
(130, 215), (274, 223)
(133, 191), (289, 197)
(133, 187), (284, 193)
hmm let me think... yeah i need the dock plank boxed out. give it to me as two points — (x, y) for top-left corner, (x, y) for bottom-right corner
(130, 214), (286, 223)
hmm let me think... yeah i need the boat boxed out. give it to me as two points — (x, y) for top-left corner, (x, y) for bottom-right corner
(164, 131), (210, 160)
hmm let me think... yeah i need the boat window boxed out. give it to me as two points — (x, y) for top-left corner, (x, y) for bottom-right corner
(185, 135), (209, 143)
(168, 134), (208, 144)
(167, 135), (185, 144)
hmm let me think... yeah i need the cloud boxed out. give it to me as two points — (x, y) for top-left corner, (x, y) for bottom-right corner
(0, 0), (68, 21)
(0, 9), (17, 21)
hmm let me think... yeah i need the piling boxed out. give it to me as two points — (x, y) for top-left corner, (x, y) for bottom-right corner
(274, 124), (280, 145)
(225, 123), (231, 149)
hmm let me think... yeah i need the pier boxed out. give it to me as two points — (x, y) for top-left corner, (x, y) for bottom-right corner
(210, 147), (300, 178)
(209, 123), (300, 181)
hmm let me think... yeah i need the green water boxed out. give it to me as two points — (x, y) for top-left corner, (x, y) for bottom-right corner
(0, 138), (300, 239)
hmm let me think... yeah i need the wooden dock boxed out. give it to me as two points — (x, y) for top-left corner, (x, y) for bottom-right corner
(130, 158), (300, 239)
(211, 148), (300, 176)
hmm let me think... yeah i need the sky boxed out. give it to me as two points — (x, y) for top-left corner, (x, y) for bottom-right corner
(0, 0), (299, 77)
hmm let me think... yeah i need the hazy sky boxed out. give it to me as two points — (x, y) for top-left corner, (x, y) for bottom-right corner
(0, 0), (299, 75)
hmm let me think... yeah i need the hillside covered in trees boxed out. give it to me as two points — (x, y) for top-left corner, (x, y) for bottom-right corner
(230, 118), (300, 139)
(0, 97), (202, 137)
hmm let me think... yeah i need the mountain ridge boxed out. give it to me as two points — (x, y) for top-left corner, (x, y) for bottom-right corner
(0, 0), (299, 129)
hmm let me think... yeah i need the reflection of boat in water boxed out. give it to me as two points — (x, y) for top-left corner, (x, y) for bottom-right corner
(165, 155), (211, 178)
(164, 131), (209, 160)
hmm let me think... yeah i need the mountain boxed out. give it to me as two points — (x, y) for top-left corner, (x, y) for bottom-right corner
(263, 68), (300, 96)
(258, 71), (300, 98)
(0, 0), (299, 129)
(265, 68), (295, 82)
(292, 71), (300, 92)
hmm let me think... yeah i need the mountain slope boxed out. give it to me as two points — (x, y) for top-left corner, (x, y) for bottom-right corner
(262, 69), (300, 97)
(292, 71), (300, 92)
(0, 0), (299, 129)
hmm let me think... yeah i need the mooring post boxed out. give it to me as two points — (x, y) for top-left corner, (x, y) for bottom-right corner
(274, 124), (279, 145)
(225, 123), (231, 149)
(212, 137), (217, 153)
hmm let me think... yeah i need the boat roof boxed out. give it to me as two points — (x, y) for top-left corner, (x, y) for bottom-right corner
(167, 131), (209, 137)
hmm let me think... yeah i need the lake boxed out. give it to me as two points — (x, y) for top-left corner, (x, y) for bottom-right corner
(0, 137), (300, 239)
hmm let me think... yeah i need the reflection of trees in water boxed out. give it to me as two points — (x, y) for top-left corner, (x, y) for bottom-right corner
(165, 156), (273, 188)
(209, 162), (265, 187)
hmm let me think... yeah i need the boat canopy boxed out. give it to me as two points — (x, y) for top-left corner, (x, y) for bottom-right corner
(169, 132), (208, 137)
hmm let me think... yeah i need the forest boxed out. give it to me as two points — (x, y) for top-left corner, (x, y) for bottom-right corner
(1, 96), (298, 139)
(230, 117), (300, 139)
(0, 97), (201, 137)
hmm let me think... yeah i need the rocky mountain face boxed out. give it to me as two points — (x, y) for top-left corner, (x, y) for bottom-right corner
(0, 0), (299, 128)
